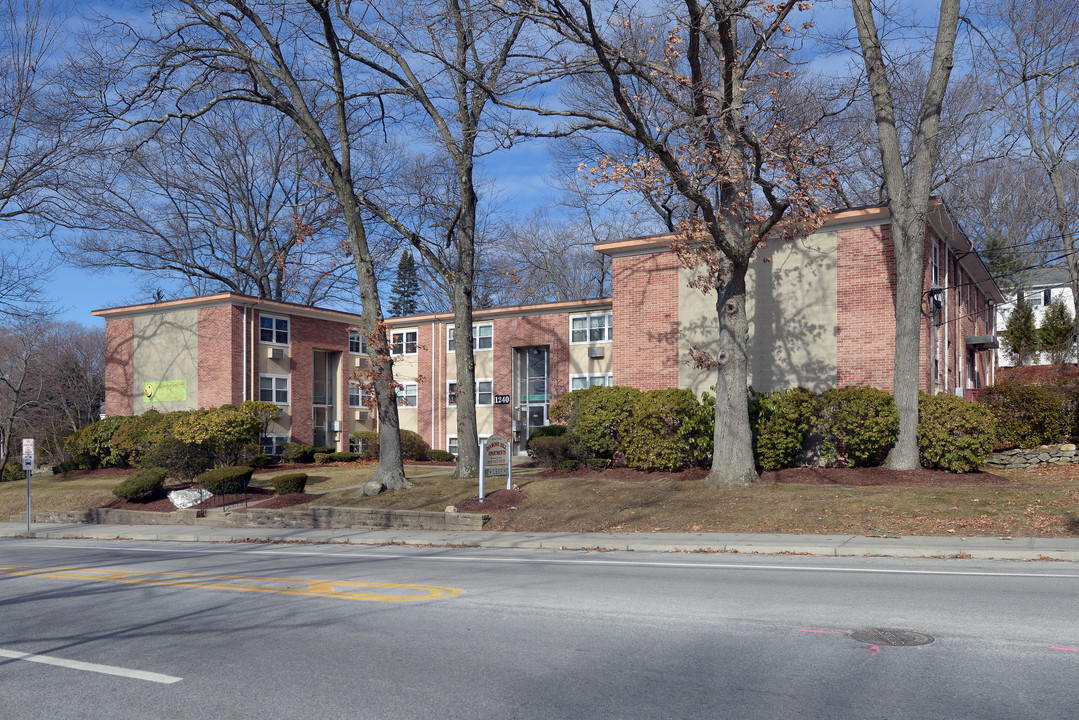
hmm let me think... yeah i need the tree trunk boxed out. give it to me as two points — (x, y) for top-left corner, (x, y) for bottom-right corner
(884, 209), (925, 470)
(451, 283), (481, 478)
(705, 261), (758, 487)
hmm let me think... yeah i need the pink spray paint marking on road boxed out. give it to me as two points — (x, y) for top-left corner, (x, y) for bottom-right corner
(866, 645), (881, 655)
(799, 629), (843, 635)
(1050, 647), (1079, 652)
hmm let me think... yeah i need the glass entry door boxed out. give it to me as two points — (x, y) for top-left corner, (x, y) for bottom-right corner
(515, 347), (549, 454)
(312, 350), (338, 448)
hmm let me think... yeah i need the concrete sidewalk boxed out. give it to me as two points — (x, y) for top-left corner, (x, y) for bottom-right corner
(3, 521), (1079, 561)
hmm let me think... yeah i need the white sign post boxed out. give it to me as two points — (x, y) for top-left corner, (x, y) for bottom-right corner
(479, 434), (511, 503)
(22, 438), (34, 532)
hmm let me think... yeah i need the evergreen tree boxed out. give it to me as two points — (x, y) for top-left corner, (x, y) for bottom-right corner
(1000, 292), (1039, 366)
(389, 251), (420, 317)
(980, 235), (1025, 294)
(1038, 296), (1076, 365)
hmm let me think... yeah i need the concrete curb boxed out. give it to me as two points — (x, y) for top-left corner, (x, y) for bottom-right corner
(3, 522), (1079, 561)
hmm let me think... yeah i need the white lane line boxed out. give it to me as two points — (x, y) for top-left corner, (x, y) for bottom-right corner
(20, 542), (1079, 579)
(0, 648), (181, 684)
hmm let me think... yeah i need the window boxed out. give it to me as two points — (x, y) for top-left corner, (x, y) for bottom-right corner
(391, 330), (418, 355)
(930, 242), (940, 286)
(1044, 288), (1053, 306)
(447, 434), (488, 456)
(447, 379), (493, 407)
(1023, 290), (1045, 310)
(349, 381), (373, 408)
(570, 373), (614, 391)
(259, 374), (289, 404)
(397, 382), (417, 407)
(448, 323), (493, 352)
(259, 434), (289, 456)
(349, 330), (367, 355)
(570, 312), (613, 344)
(259, 315), (289, 345)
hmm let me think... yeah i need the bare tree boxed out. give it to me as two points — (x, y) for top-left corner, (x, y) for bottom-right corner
(89, 0), (428, 488)
(525, 0), (835, 486)
(61, 105), (356, 305)
(0, 317), (49, 468)
(851, 0), (961, 470)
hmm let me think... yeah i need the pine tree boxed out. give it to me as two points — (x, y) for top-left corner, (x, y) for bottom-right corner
(1038, 296), (1075, 365)
(389, 251), (420, 317)
(1000, 292), (1039, 366)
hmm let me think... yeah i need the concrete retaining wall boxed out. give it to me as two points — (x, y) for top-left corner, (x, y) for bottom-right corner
(984, 443), (1078, 470)
(24, 505), (487, 532)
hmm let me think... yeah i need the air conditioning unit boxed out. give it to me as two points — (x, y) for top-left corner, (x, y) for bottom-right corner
(270, 348), (285, 360)
(587, 346), (605, 359)
(355, 357), (368, 368)
(355, 409), (369, 420)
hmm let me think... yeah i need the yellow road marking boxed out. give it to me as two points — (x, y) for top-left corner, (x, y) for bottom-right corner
(0, 565), (462, 602)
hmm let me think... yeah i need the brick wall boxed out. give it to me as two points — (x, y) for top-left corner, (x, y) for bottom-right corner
(288, 313), (351, 448)
(197, 305), (244, 407)
(104, 317), (134, 416)
(611, 252), (680, 389)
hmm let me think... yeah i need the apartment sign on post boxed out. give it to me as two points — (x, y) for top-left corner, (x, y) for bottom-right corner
(478, 434), (512, 502)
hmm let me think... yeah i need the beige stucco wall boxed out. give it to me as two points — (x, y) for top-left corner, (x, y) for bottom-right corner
(568, 342), (613, 377)
(132, 309), (200, 413)
(678, 230), (839, 396)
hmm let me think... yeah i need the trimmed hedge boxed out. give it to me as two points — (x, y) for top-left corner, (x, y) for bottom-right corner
(314, 452), (361, 464)
(3, 460), (23, 483)
(281, 442), (316, 463)
(52, 460), (80, 475)
(750, 387), (819, 470)
(141, 437), (212, 480)
(400, 430), (429, 461)
(195, 466), (254, 495)
(621, 389), (711, 471)
(350, 431), (379, 458)
(530, 436), (569, 469)
(113, 468), (167, 502)
(525, 424), (567, 452)
(427, 449), (455, 462)
(550, 385), (641, 460)
(818, 386), (899, 467)
(918, 393), (996, 472)
(271, 472), (308, 495)
(980, 383), (1064, 447)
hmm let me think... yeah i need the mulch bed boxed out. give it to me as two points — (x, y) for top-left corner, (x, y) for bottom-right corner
(231, 493), (321, 513)
(99, 483), (275, 513)
(539, 464), (1011, 486)
(456, 489), (527, 513)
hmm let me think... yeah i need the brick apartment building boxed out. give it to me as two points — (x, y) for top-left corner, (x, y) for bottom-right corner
(93, 203), (1003, 456)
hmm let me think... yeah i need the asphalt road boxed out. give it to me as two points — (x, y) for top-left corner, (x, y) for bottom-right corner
(1, 539), (1077, 720)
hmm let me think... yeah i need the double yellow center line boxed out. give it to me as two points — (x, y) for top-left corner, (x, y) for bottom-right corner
(0, 564), (462, 602)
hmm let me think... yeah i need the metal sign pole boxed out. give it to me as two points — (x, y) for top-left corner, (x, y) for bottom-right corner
(22, 438), (34, 532)
(478, 438), (486, 503)
(507, 449), (512, 491)
(25, 468), (30, 532)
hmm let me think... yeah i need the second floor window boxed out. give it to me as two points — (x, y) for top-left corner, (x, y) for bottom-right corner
(259, 315), (289, 345)
(349, 330), (367, 354)
(571, 313), (613, 344)
(391, 330), (418, 355)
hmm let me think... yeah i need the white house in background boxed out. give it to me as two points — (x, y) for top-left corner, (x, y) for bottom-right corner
(995, 267), (1076, 367)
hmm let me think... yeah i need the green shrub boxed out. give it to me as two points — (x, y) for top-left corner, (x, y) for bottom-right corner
(552, 385), (642, 460)
(530, 436), (569, 469)
(3, 460), (22, 482)
(112, 468), (167, 502)
(109, 409), (175, 467)
(980, 383), (1064, 447)
(52, 460), (80, 475)
(400, 430), (429, 461)
(313, 445), (335, 455)
(583, 458), (608, 471)
(195, 466), (254, 495)
(250, 453), (272, 469)
(561, 458), (580, 473)
(818, 386), (898, 467)
(427, 449), (455, 462)
(350, 431), (379, 458)
(141, 437), (212, 480)
(171, 407), (262, 466)
(281, 442), (316, 463)
(621, 389), (710, 471)
(525, 424), (567, 452)
(271, 472), (308, 495)
(917, 393), (996, 472)
(66, 415), (132, 469)
(314, 452), (361, 464)
(750, 387), (820, 470)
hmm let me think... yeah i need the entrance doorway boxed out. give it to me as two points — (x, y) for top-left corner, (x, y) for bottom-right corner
(515, 346), (549, 454)
(312, 350), (339, 448)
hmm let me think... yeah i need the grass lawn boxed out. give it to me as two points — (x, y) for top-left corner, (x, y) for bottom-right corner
(4, 462), (1078, 538)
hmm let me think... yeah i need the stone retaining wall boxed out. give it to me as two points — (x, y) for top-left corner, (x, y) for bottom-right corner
(984, 444), (1078, 470)
(24, 505), (488, 532)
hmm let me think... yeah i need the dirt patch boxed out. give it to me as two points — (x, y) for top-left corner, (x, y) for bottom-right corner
(760, 466), (1013, 487)
(456, 489), (527, 513)
(540, 466), (710, 482)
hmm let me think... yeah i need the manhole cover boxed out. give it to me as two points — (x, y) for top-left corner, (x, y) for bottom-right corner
(849, 628), (934, 646)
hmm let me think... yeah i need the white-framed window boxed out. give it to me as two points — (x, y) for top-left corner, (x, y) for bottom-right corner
(397, 382), (418, 407)
(259, 374), (289, 404)
(448, 323), (493, 353)
(447, 434), (488, 456)
(447, 379), (494, 407)
(259, 315), (289, 345)
(391, 329), (418, 355)
(569, 373), (614, 391)
(570, 312), (613, 344)
(930, 242), (940, 286)
(259, 434), (289, 456)
(348, 381), (374, 408)
(1023, 290), (1044, 310)
(349, 330), (368, 355)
